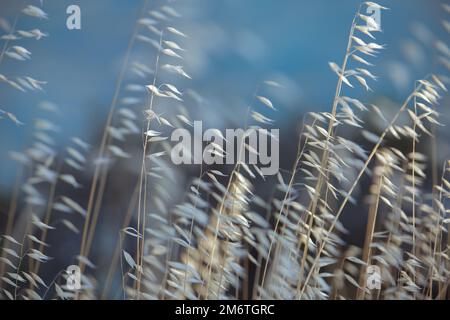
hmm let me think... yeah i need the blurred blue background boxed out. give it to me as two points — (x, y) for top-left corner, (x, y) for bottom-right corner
(0, 0), (448, 192)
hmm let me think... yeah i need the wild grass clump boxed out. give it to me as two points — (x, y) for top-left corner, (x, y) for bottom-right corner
(0, 0), (449, 300)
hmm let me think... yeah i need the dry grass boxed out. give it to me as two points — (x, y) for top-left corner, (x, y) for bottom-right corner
(0, 0), (449, 300)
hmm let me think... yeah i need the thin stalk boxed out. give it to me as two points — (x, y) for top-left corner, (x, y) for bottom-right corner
(13, 219), (31, 299)
(357, 162), (384, 299)
(412, 83), (418, 261)
(180, 167), (205, 296)
(32, 160), (62, 276)
(251, 192), (275, 299)
(77, 0), (148, 277)
(100, 178), (140, 299)
(0, 166), (23, 279)
(427, 163), (447, 299)
(134, 30), (163, 299)
(291, 12), (360, 297)
(258, 117), (313, 295)
(202, 100), (255, 299)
